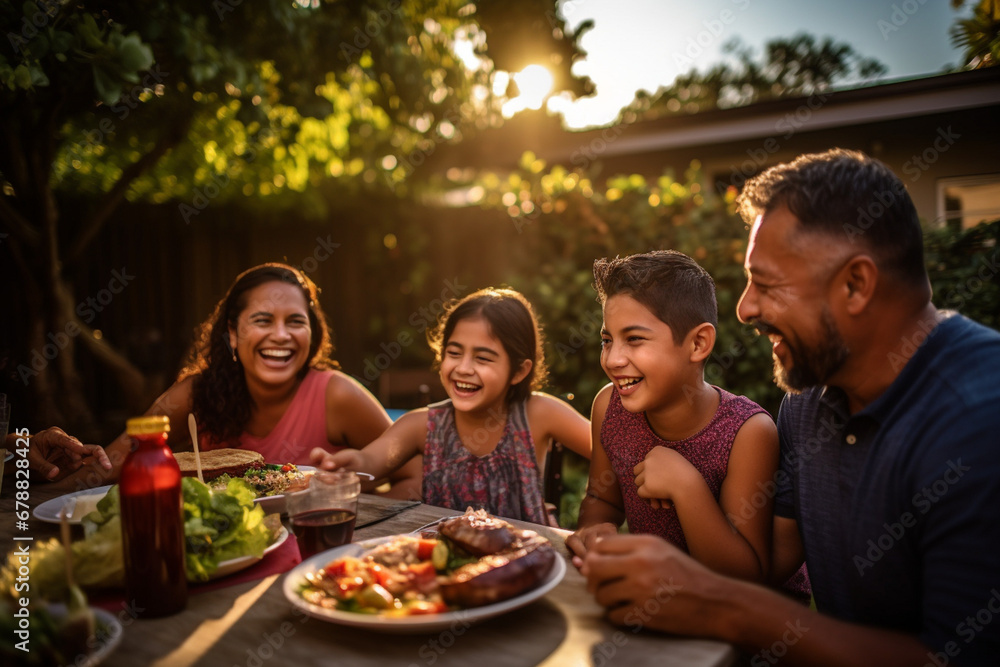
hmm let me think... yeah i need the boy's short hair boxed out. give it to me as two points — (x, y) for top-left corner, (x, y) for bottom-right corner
(593, 250), (718, 344)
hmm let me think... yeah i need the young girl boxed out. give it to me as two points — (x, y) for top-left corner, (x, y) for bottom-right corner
(313, 287), (592, 524)
(567, 251), (807, 593)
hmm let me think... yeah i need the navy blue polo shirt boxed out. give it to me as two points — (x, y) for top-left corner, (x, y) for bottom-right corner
(775, 314), (1000, 665)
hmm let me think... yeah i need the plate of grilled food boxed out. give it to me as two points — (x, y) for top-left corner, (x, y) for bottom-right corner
(283, 509), (566, 633)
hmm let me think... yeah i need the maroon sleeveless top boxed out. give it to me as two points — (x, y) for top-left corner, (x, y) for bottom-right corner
(602, 386), (766, 551)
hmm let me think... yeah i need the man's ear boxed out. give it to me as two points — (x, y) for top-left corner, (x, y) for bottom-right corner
(510, 358), (533, 386)
(687, 323), (716, 364)
(839, 255), (878, 316)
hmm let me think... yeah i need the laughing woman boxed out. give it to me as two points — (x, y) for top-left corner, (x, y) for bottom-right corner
(37, 263), (421, 498)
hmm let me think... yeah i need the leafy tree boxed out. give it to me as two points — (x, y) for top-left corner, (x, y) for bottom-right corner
(950, 0), (1000, 68)
(625, 34), (887, 121)
(0, 0), (590, 432)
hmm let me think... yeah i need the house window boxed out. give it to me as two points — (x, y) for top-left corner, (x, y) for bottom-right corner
(936, 175), (1000, 229)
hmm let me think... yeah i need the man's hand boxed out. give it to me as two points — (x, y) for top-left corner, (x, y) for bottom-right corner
(566, 521), (619, 568)
(581, 533), (730, 636)
(28, 427), (112, 481)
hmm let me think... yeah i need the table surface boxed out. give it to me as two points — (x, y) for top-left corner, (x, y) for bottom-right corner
(1, 479), (737, 667)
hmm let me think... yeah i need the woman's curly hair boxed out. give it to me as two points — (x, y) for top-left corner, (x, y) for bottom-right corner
(178, 263), (338, 442)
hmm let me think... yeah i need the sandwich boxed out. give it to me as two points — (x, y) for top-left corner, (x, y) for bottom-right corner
(173, 448), (264, 481)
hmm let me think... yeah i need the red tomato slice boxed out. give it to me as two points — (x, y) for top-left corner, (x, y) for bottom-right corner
(323, 560), (348, 578)
(416, 538), (437, 560)
(370, 564), (394, 589)
(408, 561), (435, 579)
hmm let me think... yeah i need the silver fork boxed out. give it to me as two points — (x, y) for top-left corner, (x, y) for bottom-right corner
(408, 516), (451, 534)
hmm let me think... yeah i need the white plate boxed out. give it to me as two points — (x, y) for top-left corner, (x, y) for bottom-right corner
(82, 607), (124, 667)
(283, 534), (567, 633)
(3, 450), (12, 462)
(33, 486), (113, 525)
(44, 604), (124, 667)
(210, 526), (289, 580)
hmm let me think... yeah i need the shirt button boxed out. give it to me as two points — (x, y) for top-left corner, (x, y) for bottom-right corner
(845, 434), (857, 445)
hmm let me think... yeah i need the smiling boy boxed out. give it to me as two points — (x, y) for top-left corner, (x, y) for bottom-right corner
(567, 251), (808, 595)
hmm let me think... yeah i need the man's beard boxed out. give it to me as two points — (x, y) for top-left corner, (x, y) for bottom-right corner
(764, 309), (849, 393)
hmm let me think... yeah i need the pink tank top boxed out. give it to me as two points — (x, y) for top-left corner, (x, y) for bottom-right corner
(203, 369), (342, 464)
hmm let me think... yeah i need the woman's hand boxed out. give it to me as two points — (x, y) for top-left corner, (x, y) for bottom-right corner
(26, 427), (112, 481)
(633, 447), (698, 509)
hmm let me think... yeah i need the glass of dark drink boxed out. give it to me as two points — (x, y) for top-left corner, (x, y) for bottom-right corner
(288, 470), (361, 558)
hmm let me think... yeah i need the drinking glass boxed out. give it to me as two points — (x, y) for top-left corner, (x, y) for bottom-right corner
(287, 470), (360, 558)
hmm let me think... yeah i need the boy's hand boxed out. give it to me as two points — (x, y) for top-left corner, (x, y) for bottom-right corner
(566, 522), (619, 568)
(634, 447), (697, 508)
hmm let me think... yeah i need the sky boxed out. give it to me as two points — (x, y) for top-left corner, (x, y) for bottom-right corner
(544, 0), (970, 128)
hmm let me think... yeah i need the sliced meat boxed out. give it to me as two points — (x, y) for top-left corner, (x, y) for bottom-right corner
(438, 510), (517, 557)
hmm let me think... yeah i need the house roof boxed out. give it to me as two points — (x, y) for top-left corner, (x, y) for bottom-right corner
(423, 67), (1000, 172)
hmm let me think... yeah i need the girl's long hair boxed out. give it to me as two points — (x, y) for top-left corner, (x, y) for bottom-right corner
(427, 287), (547, 404)
(179, 263), (338, 442)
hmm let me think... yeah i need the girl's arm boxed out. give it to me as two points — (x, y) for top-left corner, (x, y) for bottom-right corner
(634, 412), (778, 582)
(312, 409), (427, 482)
(566, 384), (625, 563)
(324, 371), (422, 498)
(526, 391), (593, 463)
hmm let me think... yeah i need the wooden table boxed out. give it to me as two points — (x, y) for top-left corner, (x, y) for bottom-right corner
(2, 481), (737, 667)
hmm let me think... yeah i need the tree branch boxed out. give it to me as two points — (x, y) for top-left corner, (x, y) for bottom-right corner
(55, 278), (149, 413)
(0, 196), (41, 246)
(65, 118), (191, 268)
(0, 118), (30, 196)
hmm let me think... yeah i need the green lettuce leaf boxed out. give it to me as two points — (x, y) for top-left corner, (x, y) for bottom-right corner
(180, 477), (270, 581)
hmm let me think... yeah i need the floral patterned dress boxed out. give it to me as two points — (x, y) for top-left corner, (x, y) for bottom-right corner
(422, 398), (548, 524)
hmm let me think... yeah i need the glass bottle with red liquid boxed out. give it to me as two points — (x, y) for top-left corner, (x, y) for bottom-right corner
(120, 415), (188, 617)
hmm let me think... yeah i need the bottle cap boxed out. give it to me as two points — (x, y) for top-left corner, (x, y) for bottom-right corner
(126, 415), (170, 435)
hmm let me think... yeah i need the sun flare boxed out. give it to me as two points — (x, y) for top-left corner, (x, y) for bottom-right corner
(502, 64), (554, 117)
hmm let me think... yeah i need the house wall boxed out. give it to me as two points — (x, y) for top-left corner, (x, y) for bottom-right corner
(581, 104), (1000, 228)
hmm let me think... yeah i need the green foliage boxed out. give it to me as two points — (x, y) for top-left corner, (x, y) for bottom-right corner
(925, 218), (1000, 329)
(949, 0), (1000, 69)
(2, 1), (591, 216)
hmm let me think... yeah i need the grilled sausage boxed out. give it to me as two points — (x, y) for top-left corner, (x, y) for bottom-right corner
(438, 539), (556, 608)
